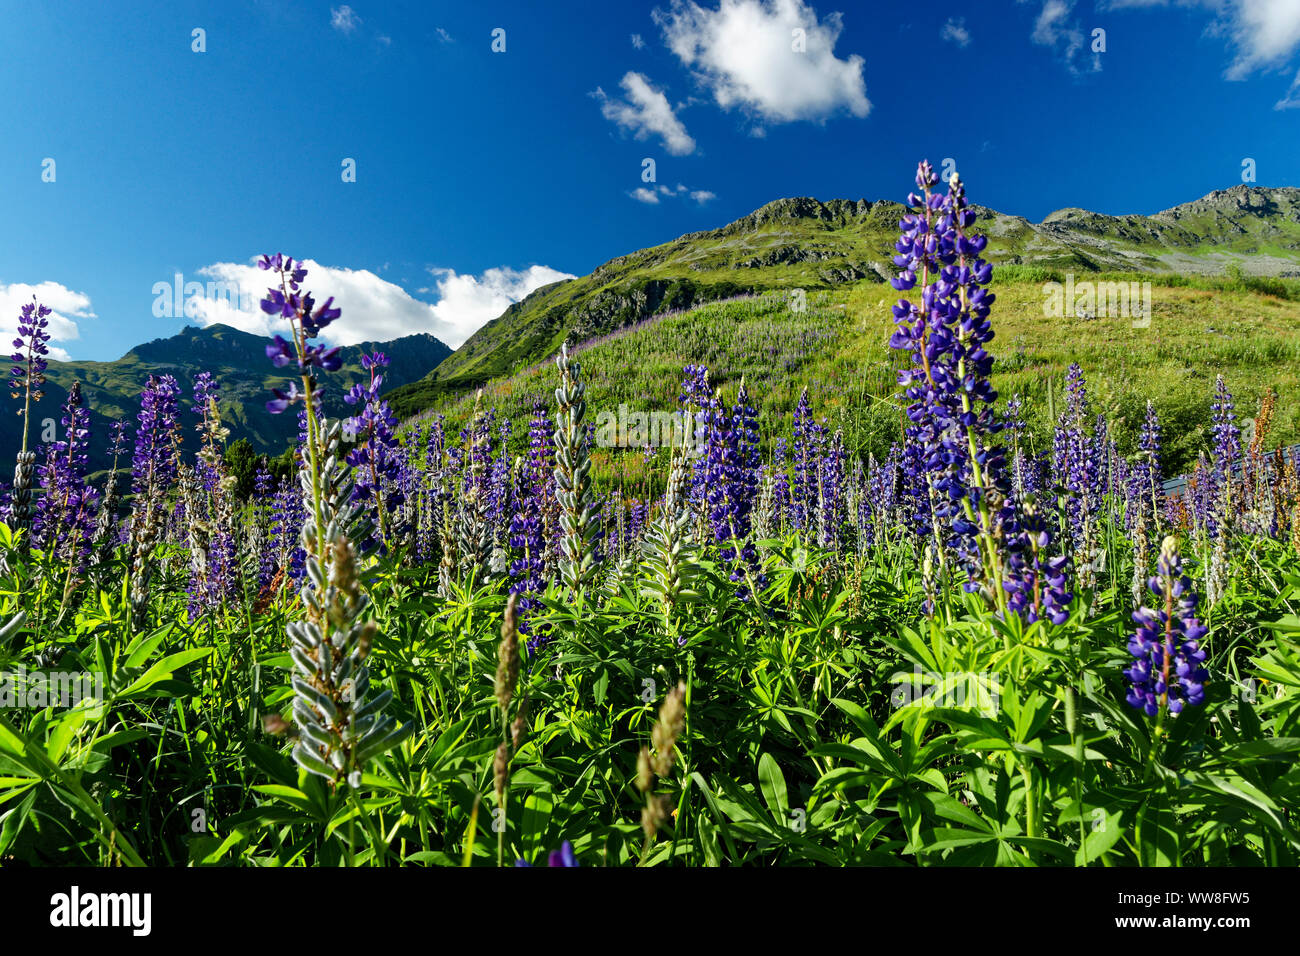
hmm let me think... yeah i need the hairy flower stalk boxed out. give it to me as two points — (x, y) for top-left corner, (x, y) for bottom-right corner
(640, 422), (703, 641)
(287, 421), (409, 788)
(492, 594), (528, 865)
(8, 298), (52, 535)
(91, 420), (129, 560)
(553, 343), (599, 602)
(259, 254), (408, 792)
(635, 680), (687, 857)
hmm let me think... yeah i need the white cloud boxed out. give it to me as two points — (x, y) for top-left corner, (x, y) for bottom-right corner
(594, 72), (697, 155)
(421, 266), (575, 346)
(436, 26), (454, 43)
(654, 0), (870, 123)
(1022, 0), (1100, 73)
(330, 5), (361, 34)
(1224, 0), (1300, 78)
(1276, 67), (1300, 106)
(632, 32), (646, 48)
(941, 17), (971, 47)
(188, 260), (573, 350)
(1094, 0), (1300, 95)
(629, 183), (717, 204)
(0, 281), (95, 362)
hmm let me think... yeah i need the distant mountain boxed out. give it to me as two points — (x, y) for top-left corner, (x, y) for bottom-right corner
(387, 184), (1300, 418)
(3, 324), (452, 476)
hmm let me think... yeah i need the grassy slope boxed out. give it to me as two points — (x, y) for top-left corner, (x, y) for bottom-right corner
(399, 273), (1300, 486)
(388, 187), (1300, 422)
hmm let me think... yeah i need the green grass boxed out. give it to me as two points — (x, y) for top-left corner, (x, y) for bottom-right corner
(400, 277), (1300, 481)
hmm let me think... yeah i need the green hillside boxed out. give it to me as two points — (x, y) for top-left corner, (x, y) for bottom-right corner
(399, 270), (1300, 483)
(389, 185), (1300, 421)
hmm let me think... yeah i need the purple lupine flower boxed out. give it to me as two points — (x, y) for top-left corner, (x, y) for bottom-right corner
(254, 459), (273, 497)
(1128, 401), (1162, 530)
(1052, 363), (1094, 550)
(8, 298), (53, 532)
(900, 436), (932, 540)
(1001, 504), (1072, 625)
(414, 415), (448, 563)
(1210, 375), (1240, 532)
(868, 442), (903, 544)
(701, 378), (766, 602)
(515, 840), (578, 867)
(510, 403), (554, 646)
(259, 255), (342, 417)
(9, 298), (51, 410)
(131, 374), (183, 502)
(789, 388), (820, 533)
(191, 371), (223, 493)
(888, 162), (1003, 588)
(771, 437), (790, 529)
(32, 381), (99, 568)
(1125, 536), (1209, 717)
(627, 496), (648, 552)
(270, 474), (307, 583)
(818, 428), (847, 552)
(344, 351), (404, 549)
(679, 364), (715, 513)
(127, 374), (183, 621)
(488, 416), (514, 533)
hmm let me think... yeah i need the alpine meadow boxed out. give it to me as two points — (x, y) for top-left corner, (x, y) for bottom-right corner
(3, 1), (1300, 898)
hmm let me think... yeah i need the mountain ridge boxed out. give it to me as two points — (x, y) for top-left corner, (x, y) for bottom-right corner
(386, 183), (1300, 418)
(5, 323), (452, 476)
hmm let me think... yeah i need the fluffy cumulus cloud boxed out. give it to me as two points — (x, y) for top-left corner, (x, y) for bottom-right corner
(1224, 0), (1300, 79)
(653, 0), (870, 123)
(0, 280), (95, 362)
(186, 260), (573, 350)
(594, 72), (696, 155)
(421, 265), (575, 345)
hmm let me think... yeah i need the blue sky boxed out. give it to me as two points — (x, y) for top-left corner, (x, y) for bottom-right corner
(3, 0), (1299, 362)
